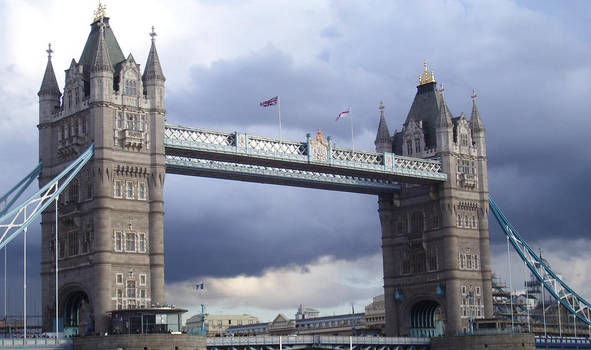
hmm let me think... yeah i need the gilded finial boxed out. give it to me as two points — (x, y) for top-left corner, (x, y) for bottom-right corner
(150, 26), (157, 41)
(316, 128), (326, 144)
(46, 43), (53, 59)
(471, 89), (477, 100)
(418, 60), (436, 86)
(94, 1), (107, 22)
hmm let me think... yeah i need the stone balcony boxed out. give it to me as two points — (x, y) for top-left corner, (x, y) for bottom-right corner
(121, 129), (144, 149)
(57, 135), (88, 159)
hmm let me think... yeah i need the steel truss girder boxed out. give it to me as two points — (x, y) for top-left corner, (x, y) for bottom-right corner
(0, 144), (94, 250)
(166, 156), (402, 194)
(164, 124), (447, 184)
(206, 336), (430, 350)
(489, 196), (591, 326)
(0, 163), (42, 216)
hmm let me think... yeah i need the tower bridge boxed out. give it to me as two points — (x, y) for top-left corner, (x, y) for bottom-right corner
(0, 6), (588, 349)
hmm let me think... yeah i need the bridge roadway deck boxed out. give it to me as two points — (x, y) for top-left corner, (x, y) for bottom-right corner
(207, 336), (430, 350)
(164, 124), (446, 193)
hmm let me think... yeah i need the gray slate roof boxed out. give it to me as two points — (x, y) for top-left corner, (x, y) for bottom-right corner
(79, 18), (125, 76)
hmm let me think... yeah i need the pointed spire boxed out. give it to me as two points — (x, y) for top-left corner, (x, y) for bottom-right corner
(470, 89), (485, 132)
(436, 96), (452, 128)
(143, 26), (165, 81)
(375, 101), (391, 144)
(92, 20), (113, 73)
(38, 43), (61, 97)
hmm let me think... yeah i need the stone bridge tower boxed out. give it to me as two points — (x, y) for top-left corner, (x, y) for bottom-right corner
(375, 62), (493, 336)
(38, 9), (166, 334)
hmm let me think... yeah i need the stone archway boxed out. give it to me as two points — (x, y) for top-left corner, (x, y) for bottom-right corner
(409, 300), (445, 337)
(62, 290), (93, 336)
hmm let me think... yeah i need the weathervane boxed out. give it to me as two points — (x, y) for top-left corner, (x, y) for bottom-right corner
(94, 1), (107, 22)
(46, 43), (53, 59)
(150, 26), (157, 41)
(471, 89), (478, 101)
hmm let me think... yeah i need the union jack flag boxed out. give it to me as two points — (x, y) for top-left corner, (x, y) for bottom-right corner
(259, 96), (278, 107)
(336, 109), (350, 121)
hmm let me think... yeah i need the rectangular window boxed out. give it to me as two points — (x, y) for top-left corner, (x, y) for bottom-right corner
(139, 274), (146, 286)
(461, 285), (467, 295)
(459, 254), (466, 269)
(59, 239), (65, 259)
(406, 140), (413, 155)
(114, 231), (123, 252)
(474, 255), (479, 269)
(126, 181), (134, 199)
(68, 232), (78, 256)
(116, 273), (123, 285)
(126, 232), (136, 252)
(126, 280), (136, 298)
(114, 181), (122, 198)
(117, 112), (123, 129)
(466, 255), (473, 269)
(138, 182), (146, 200)
(415, 139), (421, 153)
(140, 289), (146, 298)
(81, 232), (90, 254)
(86, 182), (93, 200)
(476, 286), (481, 296)
(138, 233), (146, 253)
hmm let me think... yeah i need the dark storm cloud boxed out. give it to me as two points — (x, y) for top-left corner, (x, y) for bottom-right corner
(1, 0), (591, 311)
(163, 176), (380, 283)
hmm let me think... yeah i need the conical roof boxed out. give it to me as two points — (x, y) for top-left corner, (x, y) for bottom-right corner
(79, 17), (125, 76)
(38, 46), (61, 97)
(436, 93), (452, 128)
(143, 28), (165, 81)
(91, 23), (114, 73)
(470, 89), (485, 132)
(375, 101), (391, 144)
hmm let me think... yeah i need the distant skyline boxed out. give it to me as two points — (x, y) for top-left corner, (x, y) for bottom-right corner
(0, 0), (590, 322)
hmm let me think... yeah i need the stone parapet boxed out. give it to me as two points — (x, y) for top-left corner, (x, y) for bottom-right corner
(73, 334), (206, 350)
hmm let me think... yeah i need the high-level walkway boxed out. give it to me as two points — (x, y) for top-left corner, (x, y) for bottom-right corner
(164, 124), (446, 194)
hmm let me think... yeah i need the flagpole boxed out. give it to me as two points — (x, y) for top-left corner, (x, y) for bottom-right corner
(278, 97), (282, 142)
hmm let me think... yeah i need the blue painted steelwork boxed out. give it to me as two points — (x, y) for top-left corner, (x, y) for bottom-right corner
(0, 163), (42, 216)
(164, 124), (447, 185)
(489, 196), (591, 326)
(535, 336), (591, 349)
(0, 145), (94, 250)
(166, 156), (402, 194)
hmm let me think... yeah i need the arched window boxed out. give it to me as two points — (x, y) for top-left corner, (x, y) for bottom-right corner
(410, 212), (424, 233)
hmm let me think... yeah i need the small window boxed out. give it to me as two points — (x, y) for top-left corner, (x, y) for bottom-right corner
(414, 139), (421, 153)
(138, 233), (146, 253)
(116, 273), (123, 285)
(68, 232), (78, 256)
(461, 285), (466, 295)
(125, 79), (137, 96)
(126, 181), (134, 199)
(139, 274), (146, 286)
(117, 288), (123, 297)
(126, 232), (136, 252)
(126, 280), (136, 298)
(114, 232), (123, 252)
(140, 289), (146, 298)
(114, 181), (123, 198)
(406, 140), (413, 155)
(138, 182), (146, 200)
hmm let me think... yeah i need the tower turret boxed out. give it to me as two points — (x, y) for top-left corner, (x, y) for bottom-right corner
(435, 88), (453, 152)
(375, 101), (392, 153)
(470, 89), (486, 155)
(38, 44), (61, 123)
(90, 20), (113, 102)
(143, 26), (166, 110)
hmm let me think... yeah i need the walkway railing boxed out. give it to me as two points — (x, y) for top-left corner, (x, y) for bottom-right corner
(164, 124), (447, 184)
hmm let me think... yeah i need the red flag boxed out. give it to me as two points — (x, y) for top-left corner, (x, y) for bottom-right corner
(260, 96), (278, 107)
(336, 109), (350, 121)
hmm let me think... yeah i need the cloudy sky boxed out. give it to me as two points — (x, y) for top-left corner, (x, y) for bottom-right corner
(1, 0), (591, 323)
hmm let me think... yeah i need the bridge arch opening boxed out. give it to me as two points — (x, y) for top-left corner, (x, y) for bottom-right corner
(62, 289), (92, 337)
(409, 300), (444, 337)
